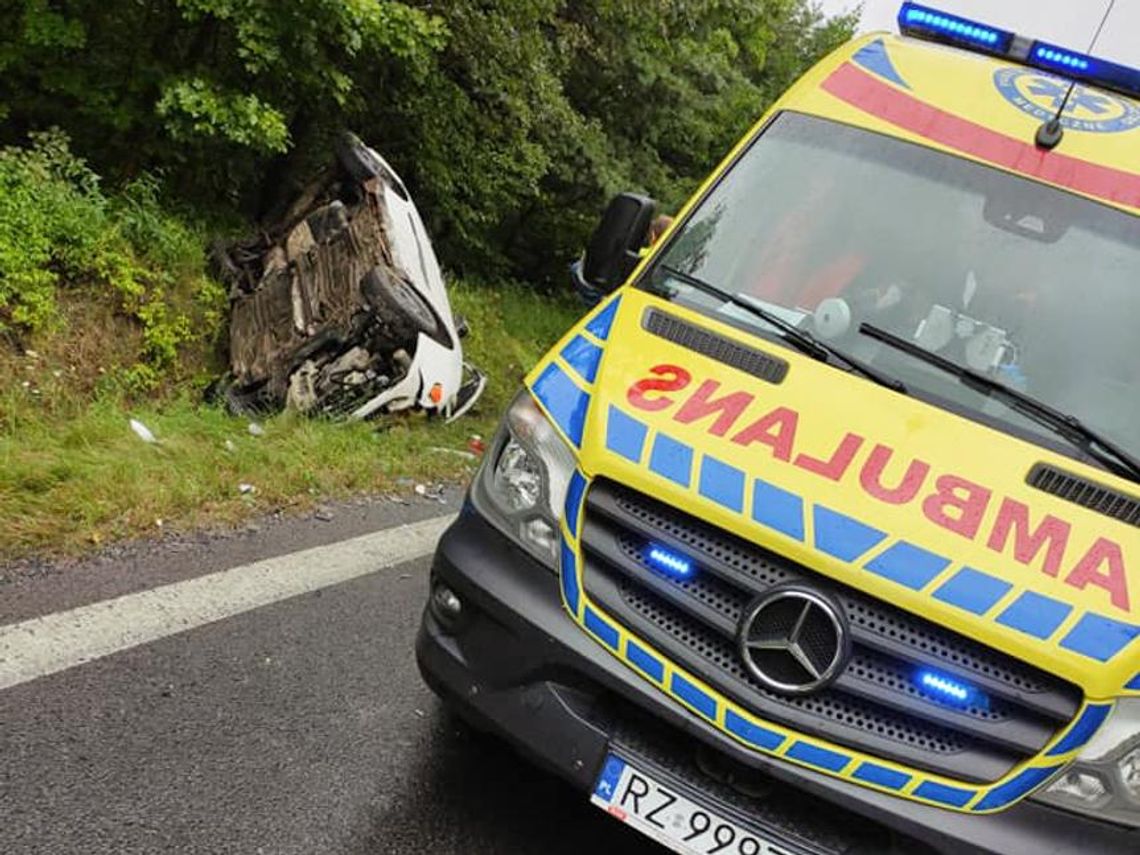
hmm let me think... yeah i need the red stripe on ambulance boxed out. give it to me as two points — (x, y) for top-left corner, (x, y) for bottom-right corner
(821, 63), (1140, 212)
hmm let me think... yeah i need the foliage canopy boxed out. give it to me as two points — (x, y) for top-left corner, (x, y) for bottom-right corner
(1, 0), (855, 284)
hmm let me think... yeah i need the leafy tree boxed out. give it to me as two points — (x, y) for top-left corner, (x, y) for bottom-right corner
(0, 0), (446, 203)
(0, 0), (856, 284)
(373, 0), (858, 282)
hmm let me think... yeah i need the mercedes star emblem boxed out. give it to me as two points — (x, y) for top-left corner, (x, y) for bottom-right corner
(737, 587), (850, 694)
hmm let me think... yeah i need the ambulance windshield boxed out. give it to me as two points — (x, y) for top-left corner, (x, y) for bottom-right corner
(647, 112), (1140, 462)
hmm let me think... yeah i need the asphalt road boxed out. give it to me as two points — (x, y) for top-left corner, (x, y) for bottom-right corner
(0, 495), (658, 854)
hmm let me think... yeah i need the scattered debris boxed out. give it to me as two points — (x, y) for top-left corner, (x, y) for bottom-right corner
(314, 506), (335, 522)
(247, 422), (265, 437)
(130, 419), (158, 444)
(414, 483), (448, 503)
(429, 446), (478, 462)
(224, 439), (237, 453)
(467, 434), (486, 457)
(238, 483), (256, 495)
(24, 349), (39, 360)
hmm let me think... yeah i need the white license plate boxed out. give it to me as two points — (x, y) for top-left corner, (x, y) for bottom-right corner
(591, 754), (793, 855)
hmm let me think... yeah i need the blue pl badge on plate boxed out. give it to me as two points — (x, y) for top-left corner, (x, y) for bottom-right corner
(594, 755), (626, 801)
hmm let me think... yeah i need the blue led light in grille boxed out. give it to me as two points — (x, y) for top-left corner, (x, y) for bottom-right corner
(918, 670), (983, 708)
(646, 545), (694, 579)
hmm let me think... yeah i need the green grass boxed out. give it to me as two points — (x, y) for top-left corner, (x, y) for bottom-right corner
(0, 281), (580, 560)
(0, 132), (582, 560)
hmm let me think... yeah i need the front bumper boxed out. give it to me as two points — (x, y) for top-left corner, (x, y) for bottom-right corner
(415, 503), (1136, 854)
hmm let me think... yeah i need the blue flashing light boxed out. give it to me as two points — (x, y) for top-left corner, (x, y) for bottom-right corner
(918, 670), (984, 708)
(646, 545), (694, 579)
(1033, 43), (1092, 73)
(1027, 40), (1140, 100)
(897, 5), (1140, 102)
(898, 3), (1013, 53)
(1030, 43), (1089, 72)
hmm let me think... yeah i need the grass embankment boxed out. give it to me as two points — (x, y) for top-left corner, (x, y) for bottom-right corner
(0, 133), (579, 560)
(1, 281), (578, 560)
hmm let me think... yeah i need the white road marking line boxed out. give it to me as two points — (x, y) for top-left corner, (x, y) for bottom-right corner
(0, 513), (456, 691)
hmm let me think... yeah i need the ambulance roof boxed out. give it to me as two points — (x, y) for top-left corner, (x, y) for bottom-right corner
(783, 32), (1140, 215)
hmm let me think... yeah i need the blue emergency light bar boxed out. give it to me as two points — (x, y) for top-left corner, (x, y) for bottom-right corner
(898, 2), (1140, 101)
(898, 3), (1014, 54)
(1031, 42), (1091, 73)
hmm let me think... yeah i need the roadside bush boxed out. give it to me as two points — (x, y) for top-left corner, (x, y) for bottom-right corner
(0, 129), (120, 331)
(314, 0), (859, 283)
(0, 131), (223, 385)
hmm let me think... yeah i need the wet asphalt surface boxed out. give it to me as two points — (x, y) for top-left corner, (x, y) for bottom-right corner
(0, 495), (659, 854)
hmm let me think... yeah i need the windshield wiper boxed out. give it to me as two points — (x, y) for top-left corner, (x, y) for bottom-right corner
(860, 322), (1140, 484)
(658, 265), (906, 393)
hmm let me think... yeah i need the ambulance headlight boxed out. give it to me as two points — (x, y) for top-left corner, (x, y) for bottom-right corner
(477, 390), (576, 567)
(1033, 699), (1140, 827)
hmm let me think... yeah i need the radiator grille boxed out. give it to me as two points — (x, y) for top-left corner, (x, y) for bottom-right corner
(580, 479), (1082, 783)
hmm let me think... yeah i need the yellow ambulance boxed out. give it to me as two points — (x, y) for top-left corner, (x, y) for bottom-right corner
(417, 5), (1140, 852)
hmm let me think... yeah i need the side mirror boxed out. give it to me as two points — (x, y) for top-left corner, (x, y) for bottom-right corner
(582, 193), (657, 292)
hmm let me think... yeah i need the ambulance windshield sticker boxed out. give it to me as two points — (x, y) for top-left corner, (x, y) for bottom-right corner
(995, 67), (1140, 133)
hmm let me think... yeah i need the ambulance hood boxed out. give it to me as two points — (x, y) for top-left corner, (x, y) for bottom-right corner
(530, 290), (1140, 698)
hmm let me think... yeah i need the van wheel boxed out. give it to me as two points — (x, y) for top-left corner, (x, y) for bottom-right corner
(335, 132), (384, 184)
(334, 132), (410, 200)
(205, 375), (277, 416)
(360, 266), (443, 346)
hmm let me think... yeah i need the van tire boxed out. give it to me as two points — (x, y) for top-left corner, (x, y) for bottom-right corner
(336, 133), (384, 184)
(360, 266), (442, 346)
(335, 132), (410, 200)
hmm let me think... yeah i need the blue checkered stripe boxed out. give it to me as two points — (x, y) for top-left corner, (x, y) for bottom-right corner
(528, 296), (620, 448)
(604, 404), (1140, 666)
(564, 472), (1112, 810)
(559, 468), (589, 618)
(583, 403), (1128, 811)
